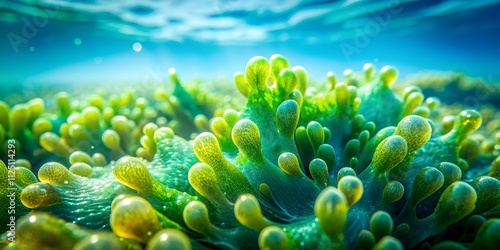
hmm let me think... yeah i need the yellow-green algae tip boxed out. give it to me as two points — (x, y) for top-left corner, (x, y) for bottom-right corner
(110, 196), (163, 243)
(1, 53), (499, 250)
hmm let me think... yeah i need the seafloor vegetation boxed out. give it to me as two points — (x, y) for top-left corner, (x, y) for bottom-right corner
(1, 55), (499, 250)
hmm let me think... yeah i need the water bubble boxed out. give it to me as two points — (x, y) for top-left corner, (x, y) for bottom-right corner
(74, 38), (82, 45)
(133, 42), (142, 52)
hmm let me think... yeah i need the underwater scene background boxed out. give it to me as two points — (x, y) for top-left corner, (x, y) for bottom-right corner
(1, 0), (500, 249)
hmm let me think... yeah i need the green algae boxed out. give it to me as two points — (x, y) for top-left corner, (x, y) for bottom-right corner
(0, 54), (499, 250)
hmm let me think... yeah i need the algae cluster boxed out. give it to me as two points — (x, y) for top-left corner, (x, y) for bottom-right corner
(1, 54), (499, 250)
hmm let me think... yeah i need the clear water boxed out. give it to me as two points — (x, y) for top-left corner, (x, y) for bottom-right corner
(1, 0), (500, 87)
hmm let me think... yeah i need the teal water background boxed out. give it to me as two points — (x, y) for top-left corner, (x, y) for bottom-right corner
(1, 0), (499, 88)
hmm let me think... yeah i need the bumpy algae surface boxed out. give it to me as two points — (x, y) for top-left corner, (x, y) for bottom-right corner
(1, 55), (500, 250)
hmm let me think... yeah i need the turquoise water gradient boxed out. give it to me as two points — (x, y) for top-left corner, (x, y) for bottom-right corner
(0, 0), (499, 87)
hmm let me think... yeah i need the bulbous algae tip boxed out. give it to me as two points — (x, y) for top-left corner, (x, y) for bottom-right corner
(1, 54), (499, 250)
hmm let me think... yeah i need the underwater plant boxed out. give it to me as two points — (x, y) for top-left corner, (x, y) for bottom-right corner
(1, 54), (500, 250)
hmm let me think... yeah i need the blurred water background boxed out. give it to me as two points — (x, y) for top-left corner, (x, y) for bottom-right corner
(1, 0), (499, 89)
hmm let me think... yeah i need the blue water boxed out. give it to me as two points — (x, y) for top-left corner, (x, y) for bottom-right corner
(1, 0), (500, 87)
